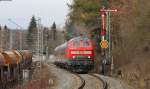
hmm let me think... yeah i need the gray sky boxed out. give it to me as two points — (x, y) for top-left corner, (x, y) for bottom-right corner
(0, 0), (72, 29)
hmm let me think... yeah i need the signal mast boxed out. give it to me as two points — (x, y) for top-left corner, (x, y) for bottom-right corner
(100, 0), (118, 74)
(100, 7), (117, 41)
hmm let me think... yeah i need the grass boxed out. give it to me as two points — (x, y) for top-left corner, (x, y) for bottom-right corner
(14, 65), (54, 89)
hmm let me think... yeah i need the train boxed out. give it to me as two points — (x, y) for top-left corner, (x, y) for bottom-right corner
(54, 36), (95, 73)
(0, 50), (32, 89)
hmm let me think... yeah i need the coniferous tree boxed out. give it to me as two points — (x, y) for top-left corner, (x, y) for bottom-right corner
(3, 25), (10, 50)
(51, 22), (56, 40)
(65, 22), (76, 41)
(4, 25), (8, 30)
(27, 16), (37, 50)
(0, 25), (1, 31)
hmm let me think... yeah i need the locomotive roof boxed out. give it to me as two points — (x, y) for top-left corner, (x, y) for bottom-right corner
(54, 36), (91, 53)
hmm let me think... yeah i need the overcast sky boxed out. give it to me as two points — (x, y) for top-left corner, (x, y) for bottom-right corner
(0, 0), (72, 29)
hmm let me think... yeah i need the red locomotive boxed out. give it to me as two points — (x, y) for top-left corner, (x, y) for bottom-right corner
(55, 36), (95, 72)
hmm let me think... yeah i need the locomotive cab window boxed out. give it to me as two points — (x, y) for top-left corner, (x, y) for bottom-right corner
(83, 38), (90, 47)
(71, 37), (90, 48)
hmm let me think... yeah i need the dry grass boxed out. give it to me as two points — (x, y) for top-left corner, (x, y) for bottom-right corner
(14, 65), (54, 89)
(110, 0), (150, 89)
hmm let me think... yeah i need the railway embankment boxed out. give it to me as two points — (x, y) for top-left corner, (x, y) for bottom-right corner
(46, 55), (134, 89)
(94, 74), (134, 89)
(13, 55), (135, 89)
(46, 62), (83, 89)
(13, 64), (54, 89)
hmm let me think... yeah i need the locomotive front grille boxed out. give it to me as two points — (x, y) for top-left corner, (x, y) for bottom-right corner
(72, 56), (92, 59)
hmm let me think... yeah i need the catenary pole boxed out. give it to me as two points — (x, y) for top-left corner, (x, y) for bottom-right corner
(8, 19), (23, 50)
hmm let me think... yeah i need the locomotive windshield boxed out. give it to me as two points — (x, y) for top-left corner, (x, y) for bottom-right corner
(70, 36), (90, 48)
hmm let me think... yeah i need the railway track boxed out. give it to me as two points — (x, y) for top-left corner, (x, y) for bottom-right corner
(77, 74), (107, 89)
(73, 73), (85, 89)
(49, 59), (133, 89)
(54, 61), (107, 89)
(53, 62), (85, 89)
(88, 74), (108, 89)
(68, 73), (108, 89)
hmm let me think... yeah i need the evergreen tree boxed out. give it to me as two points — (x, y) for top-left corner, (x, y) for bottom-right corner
(51, 22), (56, 40)
(51, 22), (56, 29)
(27, 16), (37, 50)
(28, 16), (37, 32)
(65, 22), (76, 41)
(0, 25), (1, 30)
(4, 25), (8, 30)
(3, 25), (10, 50)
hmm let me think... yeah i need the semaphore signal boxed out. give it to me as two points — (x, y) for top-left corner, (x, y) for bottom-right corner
(100, 4), (119, 75)
(100, 6), (118, 41)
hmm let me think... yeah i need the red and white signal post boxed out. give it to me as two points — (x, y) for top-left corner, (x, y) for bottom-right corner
(100, 7), (117, 42)
(100, 7), (118, 75)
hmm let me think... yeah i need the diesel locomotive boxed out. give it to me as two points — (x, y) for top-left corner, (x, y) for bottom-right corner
(55, 36), (95, 73)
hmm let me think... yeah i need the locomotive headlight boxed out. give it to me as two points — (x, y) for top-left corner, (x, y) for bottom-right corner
(84, 51), (92, 54)
(73, 56), (75, 59)
(88, 56), (91, 58)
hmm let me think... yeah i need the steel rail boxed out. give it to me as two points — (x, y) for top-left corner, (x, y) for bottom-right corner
(54, 62), (108, 89)
(74, 74), (85, 89)
(88, 74), (108, 89)
(51, 62), (86, 89)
